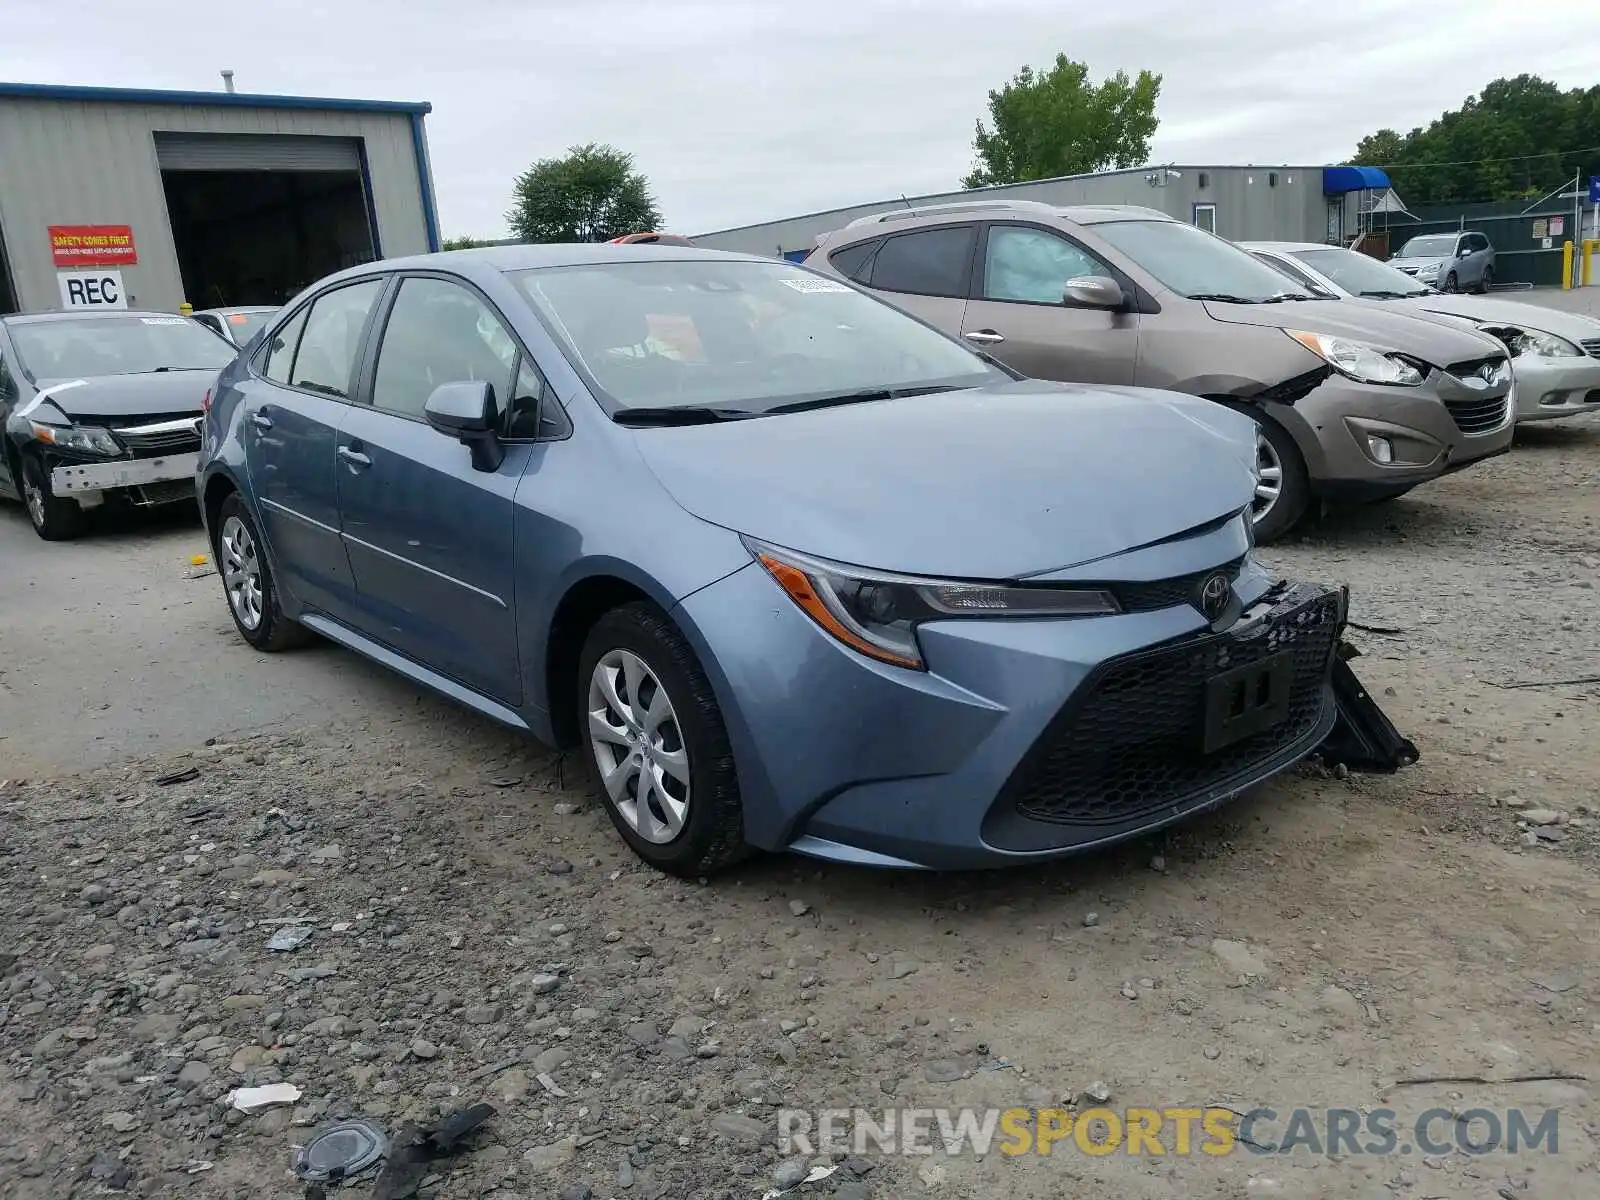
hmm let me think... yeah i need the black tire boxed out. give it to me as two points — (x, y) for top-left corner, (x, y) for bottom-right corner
(21, 453), (87, 541)
(1477, 267), (1493, 294)
(576, 602), (749, 877)
(1442, 272), (1459, 293)
(212, 493), (310, 651)
(1242, 409), (1310, 544)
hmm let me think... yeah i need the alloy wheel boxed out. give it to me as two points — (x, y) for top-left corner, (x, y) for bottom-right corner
(1252, 430), (1283, 523)
(23, 476), (46, 529)
(586, 648), (690, 843)
(219, 514), (264, 631)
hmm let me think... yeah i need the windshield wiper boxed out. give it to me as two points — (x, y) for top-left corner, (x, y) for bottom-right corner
(1187, 292), (1268, 304)
(612, 405), (761, 427)
(765, 384), (965, 415)
(1358, 290), (1420, 299)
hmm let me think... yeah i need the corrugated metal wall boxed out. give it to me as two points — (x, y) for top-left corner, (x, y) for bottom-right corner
(0, 98), (430, 312)
(693, 166), (1331, 258)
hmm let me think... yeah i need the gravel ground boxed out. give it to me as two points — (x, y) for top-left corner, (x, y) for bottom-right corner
(1, 416), (1597, 1200)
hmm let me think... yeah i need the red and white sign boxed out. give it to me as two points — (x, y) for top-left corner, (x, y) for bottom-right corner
(49, 224), (138, 267)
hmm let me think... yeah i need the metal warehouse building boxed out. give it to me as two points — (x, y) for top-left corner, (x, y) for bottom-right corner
(0, 81), (441, 316)
(693, 164), (1396, 260)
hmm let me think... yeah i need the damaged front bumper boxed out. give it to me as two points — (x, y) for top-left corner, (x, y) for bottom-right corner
(51, 451), (200, 507)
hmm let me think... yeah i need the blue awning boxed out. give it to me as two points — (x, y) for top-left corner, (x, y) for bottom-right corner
(1323, 165), (1391, 194)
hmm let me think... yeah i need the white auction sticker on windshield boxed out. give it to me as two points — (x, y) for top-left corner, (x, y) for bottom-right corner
(778, 277), (851, 293)
(140, 317), (188, 325)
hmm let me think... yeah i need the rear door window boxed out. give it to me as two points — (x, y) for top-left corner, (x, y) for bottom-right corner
(866, 226), (976, 297)
(289, 279), (385, 399)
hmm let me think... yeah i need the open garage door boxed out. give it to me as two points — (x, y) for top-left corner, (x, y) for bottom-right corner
(156, 132), (377, 309)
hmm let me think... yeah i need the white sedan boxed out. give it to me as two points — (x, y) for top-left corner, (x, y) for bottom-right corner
(1244, 240), (1600, 424)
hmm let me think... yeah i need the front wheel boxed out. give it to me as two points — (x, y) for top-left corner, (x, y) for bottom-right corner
(1246, 413), (1310, 544)
(21, 454), (87, 541)
(1442, 272), (1459, 293)
(578, 602), (748, 877)
(213, 493), (309, 651)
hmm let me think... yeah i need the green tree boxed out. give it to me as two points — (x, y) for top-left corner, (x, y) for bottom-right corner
(507, 143), (662, 244)
(963, 56), (1161, 188)
(442, 235), (499, 250)
(1351, 75), (1598, 205)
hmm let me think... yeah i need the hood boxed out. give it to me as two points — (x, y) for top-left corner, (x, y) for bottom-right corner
(1201, 297), (1504, 365)
(631, 379), (1256, 580)
(1388, 257), (1444, 270)
(1399, 293), (1600, 341)
(29, 370), (216, 421)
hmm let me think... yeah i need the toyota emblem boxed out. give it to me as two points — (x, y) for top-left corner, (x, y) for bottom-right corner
(1197, 572), (1232, 621)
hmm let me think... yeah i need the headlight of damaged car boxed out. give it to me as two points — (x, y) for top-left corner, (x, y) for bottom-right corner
(28, 420), (121, 456)
(745, 538), (1120, 670)
(1503, 327), (1583, 358)
(1285, 330), (1423, 387)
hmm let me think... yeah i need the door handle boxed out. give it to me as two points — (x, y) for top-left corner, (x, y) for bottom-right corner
(250, 412), (274, 430)
(338, 446), (372, 469)
(964, 330), (1006, 345)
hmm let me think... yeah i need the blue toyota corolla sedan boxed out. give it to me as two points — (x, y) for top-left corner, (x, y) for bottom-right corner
(197, 244), (1414, 875)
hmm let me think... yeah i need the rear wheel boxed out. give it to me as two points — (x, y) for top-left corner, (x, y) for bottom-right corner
(1245, 412), (1310, 544)
(1477, 266), (1493, 294)
(578, 602), (748, 877)
(21, 454), (87, 541)
(213, 493), (309, 651)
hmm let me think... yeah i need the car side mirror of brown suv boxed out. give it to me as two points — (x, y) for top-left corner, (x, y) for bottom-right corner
(1063, 276), (1126, 309)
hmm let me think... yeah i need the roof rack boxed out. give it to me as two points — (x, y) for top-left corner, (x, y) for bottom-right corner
(1060, 203), (1173, 219)
(842, 198), (1061, 229)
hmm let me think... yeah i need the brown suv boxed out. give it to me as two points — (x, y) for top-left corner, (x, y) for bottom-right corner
(805, 201), (1515, 541)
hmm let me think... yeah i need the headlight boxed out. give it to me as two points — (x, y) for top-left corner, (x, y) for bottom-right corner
(1285, 330), (1423, 387)
(1507, 328), (1583, 358)
(28, 420), (121, 456)
(745, 538), (1121, 670)
(1414, 261), (1440, 277)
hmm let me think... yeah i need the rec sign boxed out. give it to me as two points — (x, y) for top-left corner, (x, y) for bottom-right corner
(49, 224), (138, 267)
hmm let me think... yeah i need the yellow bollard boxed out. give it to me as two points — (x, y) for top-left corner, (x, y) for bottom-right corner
(1562, 241), (1574, 289)
(1583, 239), (1598, 287)
(179, 301), (193, 315)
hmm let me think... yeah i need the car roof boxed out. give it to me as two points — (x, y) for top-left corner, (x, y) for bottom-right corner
(378, 242), (765, 273)
(1, 309), (199, 325)
(1057, 204), (1177, 225)
(1240, 241), (1330, 252)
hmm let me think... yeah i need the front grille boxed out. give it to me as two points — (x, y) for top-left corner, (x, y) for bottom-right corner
(1445, 354), (1508, 378)
(112, 413), (201, 457)
(1000, 586), (1341, 826)
(1442, 394), (1509, 435)
(132, 480), (198, 507)
(1111, 557), (1245, 614)
(1581, 338), (1600, 358)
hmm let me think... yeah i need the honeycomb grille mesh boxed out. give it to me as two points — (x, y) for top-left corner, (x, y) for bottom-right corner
(1003, 588), (1341, 825)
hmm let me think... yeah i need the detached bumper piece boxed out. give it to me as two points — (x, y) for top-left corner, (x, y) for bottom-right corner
(1317, 639), (1419, 773)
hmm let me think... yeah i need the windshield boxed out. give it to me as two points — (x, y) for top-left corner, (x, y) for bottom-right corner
(1290, 248), (1430, 298)
(1089, 220), (1315, 302)
(11, 315), (237, 381)
(512, 259), (998, 413)
(1396, 235), (1457, 259)
(225, 310), (276, 342)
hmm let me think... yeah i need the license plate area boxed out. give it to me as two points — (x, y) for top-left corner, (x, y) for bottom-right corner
(1202, 651), (1293, 753)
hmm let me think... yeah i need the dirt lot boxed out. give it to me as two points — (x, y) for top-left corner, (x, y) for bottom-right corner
(1, 414), (1597, 1200)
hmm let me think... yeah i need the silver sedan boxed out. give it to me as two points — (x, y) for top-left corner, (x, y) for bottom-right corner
(1244, 241), (1600, 424)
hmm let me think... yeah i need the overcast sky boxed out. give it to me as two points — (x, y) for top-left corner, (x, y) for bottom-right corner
(8, 0), (1600, 238)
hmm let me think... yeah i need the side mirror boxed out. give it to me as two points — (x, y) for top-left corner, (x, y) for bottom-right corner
(1063, 275), (1126, 309)
(424, 380), (504, 472)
